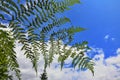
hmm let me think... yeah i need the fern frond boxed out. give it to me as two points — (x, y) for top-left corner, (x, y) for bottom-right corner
(41, 17), (70, 33)
(0, 6), (11, 15)
(0, 0), (94, 76)
(5, 0), (19, 11)
(48, 36), (55, 66)
(0, 14), (5, 20)
(67, 27), (86, 34)
(39, 32), (49, 69)
(0, 29), (21, 80)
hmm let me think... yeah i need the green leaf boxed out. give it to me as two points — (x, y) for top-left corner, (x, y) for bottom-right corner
(0, 6), (11, 15)
(0, 24), (6, 28)
(17, 0), (20, 3)
(68, 0), (80, 6)
(68, 27), (85, 34)
(6, 0), (19, 11)
(0, 14), (4, 19)
(0, 29), (21, 80)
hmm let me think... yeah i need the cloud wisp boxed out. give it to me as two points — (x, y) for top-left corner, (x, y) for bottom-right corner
(104, 35), (115, 41)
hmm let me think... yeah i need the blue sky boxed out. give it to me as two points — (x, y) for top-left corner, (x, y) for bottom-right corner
(65, 0), (120, 58)
(14, 0), (120, 80)
(1, 0), (120, 80)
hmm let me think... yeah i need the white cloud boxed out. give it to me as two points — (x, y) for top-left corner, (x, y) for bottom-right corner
(104, 35), (115, 41)
(14, 42), (120, 80)
(14, 42), (40, 80)
(116, 48), (120, 54)
(104, 35), (110, 40)
(47, 48), (120, 80)
(111, 38), (115, 41)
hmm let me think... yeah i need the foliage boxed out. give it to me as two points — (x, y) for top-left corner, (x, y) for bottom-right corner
(40, 70), (48, 80)
(0, 0), (94, 79)
(0, 29), (21, 80)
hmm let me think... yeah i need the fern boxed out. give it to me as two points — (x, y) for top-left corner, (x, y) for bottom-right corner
(0, 29), (21, 80)
(0, 0), (94, 79)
